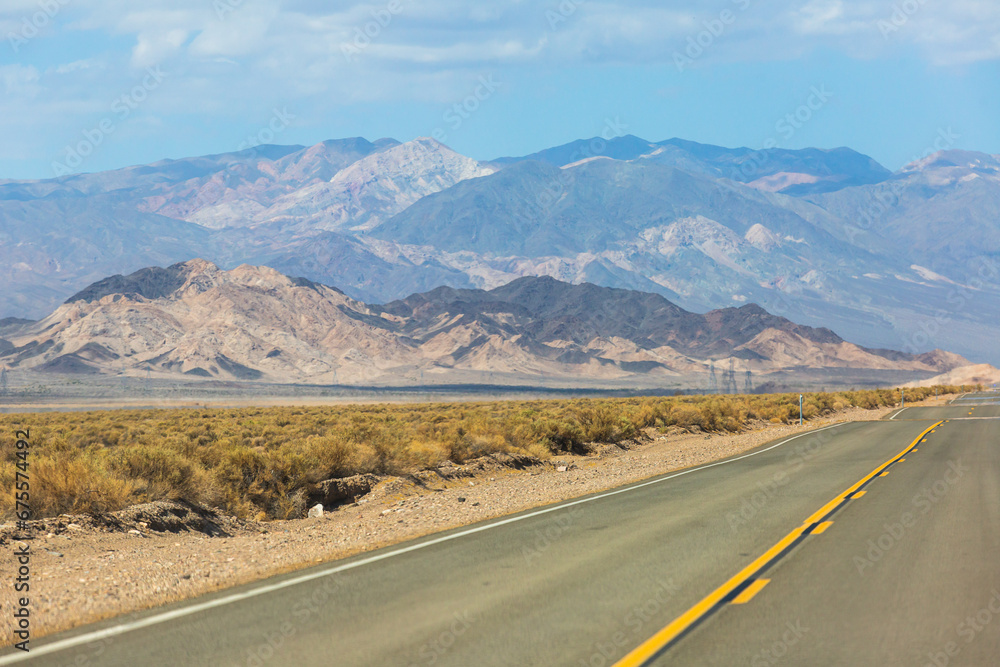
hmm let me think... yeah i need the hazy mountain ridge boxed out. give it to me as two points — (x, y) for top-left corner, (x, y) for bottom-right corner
(1, 135), (999, 364)
(0, 261), (967, 385)
(492, 135), (893, 195)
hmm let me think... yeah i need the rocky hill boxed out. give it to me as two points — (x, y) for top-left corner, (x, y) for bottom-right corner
(0, 261), (967, 385)
(2, 134), (998, 365)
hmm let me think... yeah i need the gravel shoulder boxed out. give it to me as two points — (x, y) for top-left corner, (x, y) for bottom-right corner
(0, 398), (950, 644)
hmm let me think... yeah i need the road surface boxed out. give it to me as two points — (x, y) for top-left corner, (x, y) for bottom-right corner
(3, 394), (998, 665)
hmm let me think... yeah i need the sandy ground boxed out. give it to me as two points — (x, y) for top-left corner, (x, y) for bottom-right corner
(0, 397), (953, 646)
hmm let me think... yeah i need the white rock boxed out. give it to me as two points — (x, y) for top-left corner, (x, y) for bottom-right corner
(307, 504), (324, 518)
(556, 466), (568, 472)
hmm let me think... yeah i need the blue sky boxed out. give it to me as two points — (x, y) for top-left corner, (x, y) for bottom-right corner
(1, 0), (998, 179)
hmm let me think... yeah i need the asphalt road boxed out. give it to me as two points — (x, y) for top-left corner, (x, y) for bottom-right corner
(3, 394), (998, 666)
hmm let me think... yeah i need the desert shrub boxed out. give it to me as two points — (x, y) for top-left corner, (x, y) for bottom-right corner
(0, 383), (978, 521)
(577, 404), (635, 443)
(529, 418), (585, 453)
(668, 405), (704, 430)
(632, 401), (665, 429)
(29, 455), (135, 517)
(107, 445), (209, 503)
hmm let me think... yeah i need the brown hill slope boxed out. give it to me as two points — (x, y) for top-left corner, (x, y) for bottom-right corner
(0, 260), (968, 384)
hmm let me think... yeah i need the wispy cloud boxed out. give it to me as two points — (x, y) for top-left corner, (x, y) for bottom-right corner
(1, 0), (998, 175)
(9, 1), (1000, 103)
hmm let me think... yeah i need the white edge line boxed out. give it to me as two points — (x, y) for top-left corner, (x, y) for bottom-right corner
(889, 407), (908, 420)
(0, 422), (849, 663)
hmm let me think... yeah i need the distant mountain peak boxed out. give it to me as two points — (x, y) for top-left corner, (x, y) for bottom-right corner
(900, 149), (1000, 174)
(492, 135), (889, 195)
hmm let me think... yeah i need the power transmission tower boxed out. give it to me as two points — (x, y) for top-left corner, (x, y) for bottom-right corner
(708, 361), (718, 394)
(744, 365), (753, 393)
(723, 359), (738, 394)
(0, 367), (8, 397)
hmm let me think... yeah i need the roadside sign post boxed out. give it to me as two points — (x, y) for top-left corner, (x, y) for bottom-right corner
(902, 388), (905, 408)
(799, 394), (803, 425)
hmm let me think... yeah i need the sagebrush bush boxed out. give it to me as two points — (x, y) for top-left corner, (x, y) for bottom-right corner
(0, 384), (974, 520)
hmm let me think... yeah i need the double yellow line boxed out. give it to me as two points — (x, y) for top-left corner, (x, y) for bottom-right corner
(614, 420), (943, 667)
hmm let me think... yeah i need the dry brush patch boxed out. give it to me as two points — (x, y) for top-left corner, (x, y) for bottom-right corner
(0, 385), (975, 521)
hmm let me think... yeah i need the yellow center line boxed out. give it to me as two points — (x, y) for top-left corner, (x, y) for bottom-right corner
(852, 490), (868, 498)
(811, 521), (834, 534)
(612, 419), (942, 667)
(731, 579), (770, 605)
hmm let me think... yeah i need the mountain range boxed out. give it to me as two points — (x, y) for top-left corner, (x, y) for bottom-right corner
(1, 134), (998, 365)
(0, 260), (967, 386)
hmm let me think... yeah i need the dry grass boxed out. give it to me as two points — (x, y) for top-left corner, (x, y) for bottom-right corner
(0, 385), (975, 521)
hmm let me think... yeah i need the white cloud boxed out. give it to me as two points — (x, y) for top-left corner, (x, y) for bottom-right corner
(28, 1), (1000, 77)
(129, 28), (189, 68)
(1, 0), (998, 173)
(49, 59), (103, 77)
